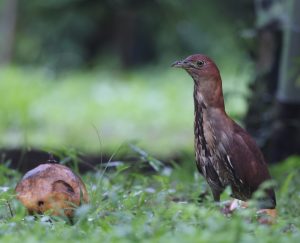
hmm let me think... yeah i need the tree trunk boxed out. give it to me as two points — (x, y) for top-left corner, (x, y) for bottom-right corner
(267, 0), (300, 163)
(245, 0), (300, 163)
(0, 0), (18, 65)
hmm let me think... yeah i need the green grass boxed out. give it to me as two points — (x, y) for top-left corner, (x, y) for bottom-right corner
(0, 154), (300, 242)
(0, 65), (250, 157)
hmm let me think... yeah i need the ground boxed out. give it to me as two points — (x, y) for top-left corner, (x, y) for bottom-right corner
(0, 154), (300, 243)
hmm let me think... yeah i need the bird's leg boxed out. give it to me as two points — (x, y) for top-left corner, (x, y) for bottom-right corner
(212, 190), (221, 202)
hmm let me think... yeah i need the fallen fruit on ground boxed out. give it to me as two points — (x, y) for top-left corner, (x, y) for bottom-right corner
(15, 163), (89, 218)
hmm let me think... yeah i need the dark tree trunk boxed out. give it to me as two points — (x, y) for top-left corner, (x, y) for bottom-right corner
(245, 0), (300, 163)
(113, 2), (156, 68)
(0, 0), (18, 65)
(268, 0), (300, 162)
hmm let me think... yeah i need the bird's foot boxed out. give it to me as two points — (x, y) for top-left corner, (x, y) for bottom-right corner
(256, 208), (277, 224)
(220, 199), (277, 224)
(221, 199), (247, 215)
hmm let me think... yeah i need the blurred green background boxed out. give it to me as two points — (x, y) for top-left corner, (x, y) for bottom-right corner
(0, 0), (266, 158)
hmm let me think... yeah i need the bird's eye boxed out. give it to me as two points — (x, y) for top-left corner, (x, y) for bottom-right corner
(197, 61), (205, 67)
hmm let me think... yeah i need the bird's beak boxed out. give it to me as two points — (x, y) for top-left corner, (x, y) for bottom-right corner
(171, 60), (190, 68)
(171, 60), (183, 68)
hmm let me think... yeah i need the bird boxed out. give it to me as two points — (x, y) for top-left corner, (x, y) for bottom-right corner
(172, 54), (276, 216)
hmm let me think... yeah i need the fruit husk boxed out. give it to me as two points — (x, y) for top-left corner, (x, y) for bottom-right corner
(15, 163), (89, 218)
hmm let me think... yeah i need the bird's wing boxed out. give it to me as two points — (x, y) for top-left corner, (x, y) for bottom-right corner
(227, 121), (276, 207)
(216, 120), (272, 194)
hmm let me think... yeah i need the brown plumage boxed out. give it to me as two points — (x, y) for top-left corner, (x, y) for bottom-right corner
(172, 54), (276, 209)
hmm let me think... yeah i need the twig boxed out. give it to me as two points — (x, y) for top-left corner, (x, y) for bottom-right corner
(6, 200), (13, 217)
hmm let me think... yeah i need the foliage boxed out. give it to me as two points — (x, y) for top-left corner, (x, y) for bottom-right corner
(13, 0), (253, 70)
(0, 153), (300, 242)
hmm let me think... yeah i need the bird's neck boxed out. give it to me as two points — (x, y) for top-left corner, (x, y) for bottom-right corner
(193, 80), (227, 160)
(193, 77), (225, 111)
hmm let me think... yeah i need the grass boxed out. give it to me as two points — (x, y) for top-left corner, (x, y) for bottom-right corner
(0, 152), (300, 242)
(0, 64), (250, 157)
